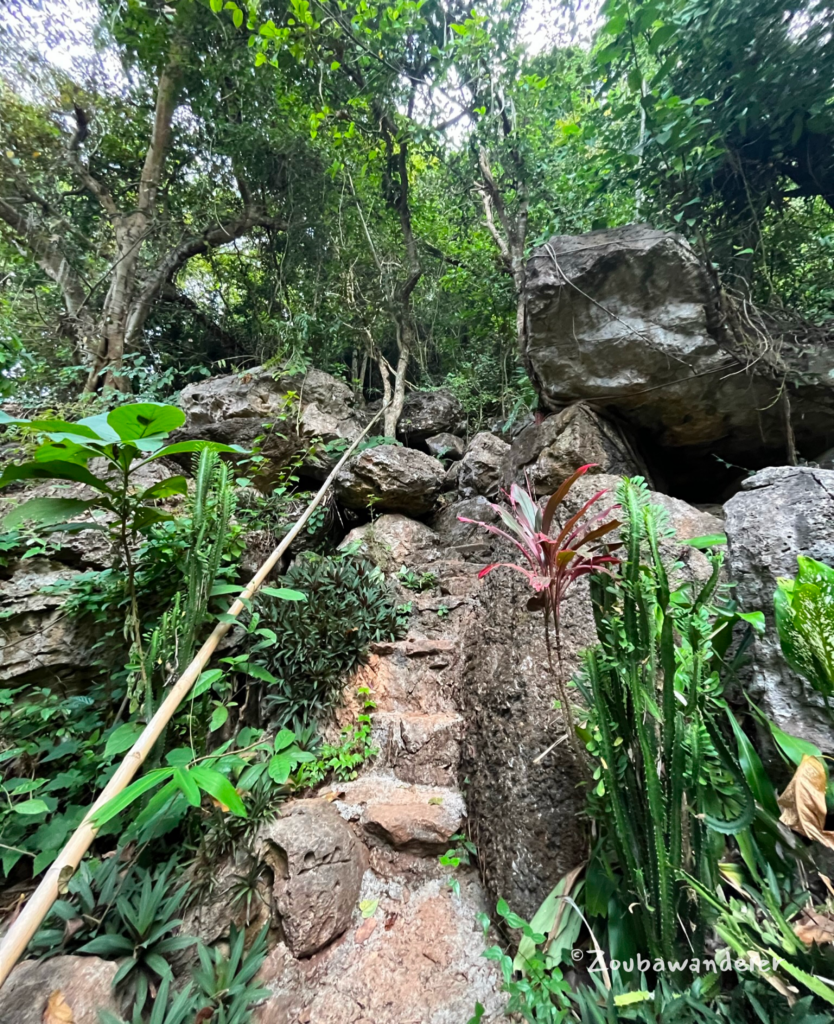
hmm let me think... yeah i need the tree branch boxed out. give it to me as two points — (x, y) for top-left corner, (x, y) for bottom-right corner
(137, 50), (183, 214)
(67, 106), (118, 218)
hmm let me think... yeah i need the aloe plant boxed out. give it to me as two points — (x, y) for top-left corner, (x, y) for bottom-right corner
(459, 464), (621, 753)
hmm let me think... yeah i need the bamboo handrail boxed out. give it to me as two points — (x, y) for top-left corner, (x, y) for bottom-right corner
(0, 406), (386, 989)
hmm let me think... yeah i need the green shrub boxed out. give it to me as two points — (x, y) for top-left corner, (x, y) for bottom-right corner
(257, 553), (403, 726)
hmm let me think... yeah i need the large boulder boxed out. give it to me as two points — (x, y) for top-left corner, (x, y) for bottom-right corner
(339, 513), (440, 567)
(177, 367), (364, 486)
(335, 446), (445, 515)
(457, 432), (511, 499)
(724, 467), (834, 749)
(523, 225), (834, 493)
(0, 955), (119, 1024)
(256, 800), (366, 958)
(504, 404), (641, 495)
(396, 389), (466, 444)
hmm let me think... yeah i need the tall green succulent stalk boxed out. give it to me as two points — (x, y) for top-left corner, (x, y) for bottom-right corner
(138, 449), (235, 724)
(579, 478), (754, 963)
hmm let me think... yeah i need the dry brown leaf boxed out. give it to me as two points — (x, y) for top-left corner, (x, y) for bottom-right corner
(43, 990), (74, 1024)
(777, 755), (834, 849)
(795, 911), (834, 946)
(354, 917), (378, 944)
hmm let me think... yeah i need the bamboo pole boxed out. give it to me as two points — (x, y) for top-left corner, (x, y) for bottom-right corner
(0, 406), (386, 989)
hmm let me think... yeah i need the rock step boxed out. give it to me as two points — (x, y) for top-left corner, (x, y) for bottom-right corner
(323, 777), (465, 851)
(370, 711), (463, 787)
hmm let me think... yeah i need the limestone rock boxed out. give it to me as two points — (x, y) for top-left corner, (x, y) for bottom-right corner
(430, 496), (500, 555)
(370, 711), (463, 786)
(334, 446), (445, 515)
(505, 404), (641, 495)
(425, 433), (466, 460)
(724, 467), (834, 749)
(458, 432), (511, 499)
(178, 367), (364, 486)
(0, 955), (119, 1024)
(523, 225), (834, 486)
(256, 799), (366, 957)
(253, 877), (503, 1024)
(0, 558), (98, 686)
(397, 389), (466, 444)
(339, 514), (440, 567)
(328, 778), (465, 850)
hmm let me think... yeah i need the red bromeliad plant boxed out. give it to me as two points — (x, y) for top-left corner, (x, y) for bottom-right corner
(458, 463), (622, 756)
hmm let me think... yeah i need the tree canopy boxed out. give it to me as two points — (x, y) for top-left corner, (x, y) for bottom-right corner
(0, 0), (832, 429)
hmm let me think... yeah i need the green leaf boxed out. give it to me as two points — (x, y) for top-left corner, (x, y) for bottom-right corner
(680, 534), (727, 548)
(104, 722), (144, 759)
(273, 728), (296, 752)
(209, 705), (229, 732)
(0, 460), (108, 490)
(189, 765), (246, 816)
(13, 798), (49, 815)
(260, 587), (307, 601)
(193, 669), (224, 698)
(173, 767), (202, 807)
(139, 441), (246, 463)
(131, 507), (175, 532)
(648, 23), (676, 53)
(75, 412), (120, 443)
(727, 711), (779, 817)
(268, 752), (293, 784)
(2, 497), (97, 530)
(765, 715), (823, 767)
(107, 403), (185, 441)
(139, 476), (187, 500)
(233, 7), (244, 28)
(244, 663), (281, 684)
(359, 898), (378, 918)
(91, 769), (174, 826)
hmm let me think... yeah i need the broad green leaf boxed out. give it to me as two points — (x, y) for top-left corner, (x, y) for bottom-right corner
(260, 587), (307, 602)
(0, 460), (109, 491)
(104, 722), (144, 759)
(2, 497), (97, 530)
(680, 534), (727, 548)
(173, 767), (202, 807)
(209, 704), (229, 731)
(16, 417), (101, 440)
(268, 752), (293, 784)
(273, 728), (296, 752)
(244, 663), (281, 684)
(189, 765), (246, 816)
(91, 768), (174, 826)
(76, 413), (121, 443)
(769, 718), (822, 767)
(139, 476), (188, 500)
(34, 440), (101, 465)
(107, 403), (185, 441)
(140, 441), (246, 463)
(193, 668), (224, 698)
(131, 507), (175, 532)
(13, 798), (49, 815)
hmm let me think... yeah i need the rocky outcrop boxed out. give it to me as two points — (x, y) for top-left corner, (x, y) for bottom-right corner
(0, 558), (98, 686)
(257, 800), (367, 957)
(724, 467), (834, 750)
(426, 432), (466, 461)
(339, 514), (440, 568)
(335, 445), (446, 515)
(523, 225), (834, 492)
(253, 877), (502, 1024)
(178, 367), (365, 485)
(458, 432), (511, 499)
(504, 404), (641, 495)
(397, 389), (466, 444)
(0, 955), (119, 1024)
